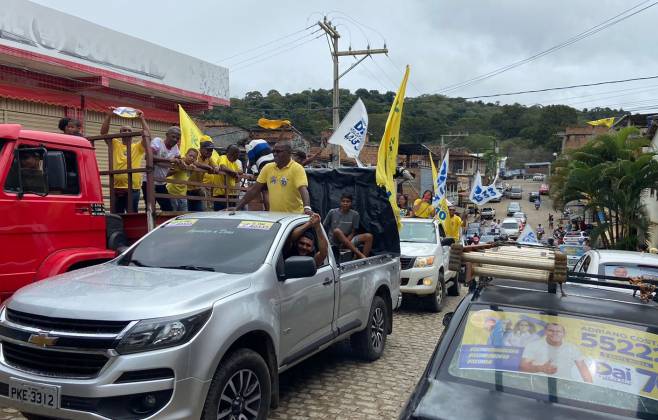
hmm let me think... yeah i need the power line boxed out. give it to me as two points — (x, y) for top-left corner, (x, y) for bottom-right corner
(461, 75), (658, 100)
(230, 33), (324, 72)
(228, 29), (322, 69)
(435, 1), (657, 94)
(216, 24), (316, 63)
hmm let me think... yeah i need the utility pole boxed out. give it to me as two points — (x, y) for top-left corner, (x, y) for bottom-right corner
(318, 17), (387, 167)
(439, 133), (469, 160)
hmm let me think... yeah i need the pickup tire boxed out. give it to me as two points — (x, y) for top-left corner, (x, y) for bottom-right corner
(351, 295), (387, 361)
(447, 273), (460, 296)
(428, 271), (446, 312)
(201, 348), (271, 420)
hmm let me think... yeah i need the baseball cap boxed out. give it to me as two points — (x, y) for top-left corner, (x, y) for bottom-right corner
(200, 140), (214, 149)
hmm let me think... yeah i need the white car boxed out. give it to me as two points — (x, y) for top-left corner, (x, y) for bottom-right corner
(500, 217), (521, 239)
(399, 218), (459, 312)
(573, 250), (658, 292)
(513, 211), (527, 225)
(480, 207), (496, 219)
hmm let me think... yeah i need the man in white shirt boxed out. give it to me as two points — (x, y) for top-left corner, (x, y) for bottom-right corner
(145, 127), (180, 211)
(520, 322), (592, 383)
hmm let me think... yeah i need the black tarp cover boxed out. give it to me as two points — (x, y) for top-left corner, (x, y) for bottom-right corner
(306, 167), (401, 256)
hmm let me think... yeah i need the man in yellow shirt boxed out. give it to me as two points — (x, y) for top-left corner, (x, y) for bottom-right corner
(443, 204), (465, 241)
(234, 142), (312, 214)
(413, 190), (436, 219)
(188, 139), (219, 211)
(100, 108), (151, 213)
(213, 144), (242, 211)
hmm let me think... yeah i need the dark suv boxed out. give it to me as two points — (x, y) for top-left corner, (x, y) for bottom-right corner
(401, 245), (658, 420)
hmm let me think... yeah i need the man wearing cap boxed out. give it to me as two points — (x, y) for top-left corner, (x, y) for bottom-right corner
(213, 144), (242, 211)
(187, 138), (219, 211)
(443, 204), (464, 241)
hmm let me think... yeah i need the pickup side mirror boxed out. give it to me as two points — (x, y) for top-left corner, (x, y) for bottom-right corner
(282, 256), (317, 280)
(441, 237), (455, 247)
(442, 311), (455, 327)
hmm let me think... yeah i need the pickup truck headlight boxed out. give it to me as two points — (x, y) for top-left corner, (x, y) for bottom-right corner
(414, 256), (435, 268)
(116, 310), (212, 354)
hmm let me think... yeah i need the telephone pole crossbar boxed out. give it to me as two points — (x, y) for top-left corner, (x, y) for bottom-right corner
(318, 17), (388, 166)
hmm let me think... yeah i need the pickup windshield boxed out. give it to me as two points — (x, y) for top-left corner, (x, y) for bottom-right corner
(439, 305), (658, 417)
(119, 218), (280, 274)
(399, 222), (436, 243)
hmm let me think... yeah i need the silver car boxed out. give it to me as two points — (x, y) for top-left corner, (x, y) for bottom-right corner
(0, 212), (400, 419)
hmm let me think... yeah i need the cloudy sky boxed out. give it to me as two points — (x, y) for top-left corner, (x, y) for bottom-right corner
(31, 0), (658, 111)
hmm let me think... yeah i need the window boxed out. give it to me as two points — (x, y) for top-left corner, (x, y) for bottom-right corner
(4, 146), (80, 196)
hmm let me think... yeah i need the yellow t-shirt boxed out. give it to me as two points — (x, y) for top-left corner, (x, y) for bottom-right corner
(189, 153), (219, 191)
(213, 155), (241, 197)
(111, 139), (145, 189)
(256, 160), (308, 213)
(166, 168), (189, 196)
(413, 199), (435, 219)
(443, 215), (463, 240)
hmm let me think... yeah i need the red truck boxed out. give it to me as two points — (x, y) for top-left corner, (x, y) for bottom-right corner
(0, 124), (163, 302)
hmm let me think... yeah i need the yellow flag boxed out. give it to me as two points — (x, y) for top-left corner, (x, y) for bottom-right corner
(258, 118), (291, 130)
(376, 65), (410, 230)
(178, 105), (203, 154)
(429, 152), (450, 223)
(586, 117), (615, 128)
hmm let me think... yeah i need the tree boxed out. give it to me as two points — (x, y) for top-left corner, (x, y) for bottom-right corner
(550, 127), (658, 249)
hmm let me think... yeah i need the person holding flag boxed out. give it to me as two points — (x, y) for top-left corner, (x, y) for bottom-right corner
(376, 65), (410, 230)
(413, 190), (436, 219)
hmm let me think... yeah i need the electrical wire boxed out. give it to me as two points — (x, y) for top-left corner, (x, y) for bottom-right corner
(228, 28), (322, 69)
(435, 1), (657, 94)
(216, 24), (316, 63)
(460, 75), (658, 100)
(230, 33), (324, 72)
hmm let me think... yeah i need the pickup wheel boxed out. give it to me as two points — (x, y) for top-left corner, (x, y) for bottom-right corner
(201, 348), (271, 420)
(351, 295), (387, 361)
(447, 272), (460, 297)
(428, 271), (446, 312)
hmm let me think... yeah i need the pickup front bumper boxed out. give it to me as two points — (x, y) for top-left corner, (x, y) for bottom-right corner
(400, 266), (456, 296)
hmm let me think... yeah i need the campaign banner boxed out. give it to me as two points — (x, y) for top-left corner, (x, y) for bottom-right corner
(459, 309), (658, 401)
(469, 171), (502, 206)
(328, 98), (368, 158)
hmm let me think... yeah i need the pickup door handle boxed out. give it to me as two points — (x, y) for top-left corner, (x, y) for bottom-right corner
(75, 206), (90, 214)
(322, 278), (333, 286)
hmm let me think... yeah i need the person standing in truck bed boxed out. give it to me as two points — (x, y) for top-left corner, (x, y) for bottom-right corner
(100, 108), (151, 213)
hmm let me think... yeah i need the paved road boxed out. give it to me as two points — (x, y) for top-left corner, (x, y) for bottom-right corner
(467, 178), (557, 238)
(0, 293), (464, 420)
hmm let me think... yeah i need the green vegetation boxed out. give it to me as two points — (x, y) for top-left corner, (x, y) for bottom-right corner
(550, 127), (658, 250)
(202, 89), (622, 168)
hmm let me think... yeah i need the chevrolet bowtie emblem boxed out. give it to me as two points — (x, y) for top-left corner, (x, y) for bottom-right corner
(28, 333), (58, 347)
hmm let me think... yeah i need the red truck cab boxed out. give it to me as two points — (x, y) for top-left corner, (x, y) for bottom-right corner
(0, 124), (117, 301)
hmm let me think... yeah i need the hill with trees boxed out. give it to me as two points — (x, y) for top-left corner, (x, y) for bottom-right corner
(201, 89), (623, 168)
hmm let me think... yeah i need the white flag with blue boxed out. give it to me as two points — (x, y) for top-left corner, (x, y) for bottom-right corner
(432, 150), (449, 206)
(469, 170), (502, 206)
(517, 224), (540, 244)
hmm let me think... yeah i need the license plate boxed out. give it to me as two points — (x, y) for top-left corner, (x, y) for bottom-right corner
(8, 378), (59, 409)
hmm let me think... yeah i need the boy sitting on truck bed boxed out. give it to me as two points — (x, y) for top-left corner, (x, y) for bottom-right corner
(323, 193), (373, 260)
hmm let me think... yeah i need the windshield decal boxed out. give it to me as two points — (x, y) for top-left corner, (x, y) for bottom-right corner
(459, 309), (658, 401)
(167, 219), (198, 227)
(238, 221), (274, 230)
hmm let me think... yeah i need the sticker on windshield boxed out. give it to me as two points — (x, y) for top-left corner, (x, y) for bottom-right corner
(238, 221), (274, 230)
(458, 309), (658, 401)
(167, 219), (198, 227)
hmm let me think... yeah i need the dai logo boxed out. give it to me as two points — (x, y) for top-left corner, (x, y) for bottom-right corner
(344, 119), (366, 151)
(595, 361), (632, 384)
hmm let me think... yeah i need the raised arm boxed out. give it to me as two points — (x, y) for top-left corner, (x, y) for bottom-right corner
(311, 214), (328, 265)
(100, 109), (113, 146)
(136, 109), (151, 149)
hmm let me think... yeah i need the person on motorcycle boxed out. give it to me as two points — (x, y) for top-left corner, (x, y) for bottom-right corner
(534, 197), (541, 210)
(536, 224), (545, 240)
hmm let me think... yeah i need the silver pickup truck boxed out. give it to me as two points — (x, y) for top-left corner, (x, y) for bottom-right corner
(0, 211), (400, 420)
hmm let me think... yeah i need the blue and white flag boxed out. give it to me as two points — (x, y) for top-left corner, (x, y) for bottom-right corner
(469, 170), (502, 206)
(517, 224), (540, 244)
(328, 98), (368, 159)
(432, 150), (450, 207)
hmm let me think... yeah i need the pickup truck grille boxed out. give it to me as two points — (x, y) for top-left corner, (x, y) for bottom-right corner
(2, 342), (108, 378)
(6, 309), (129, 334)
(400, 257), (416, 270)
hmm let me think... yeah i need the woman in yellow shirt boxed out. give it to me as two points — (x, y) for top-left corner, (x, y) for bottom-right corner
(413, 190), (436, 219)
(166, 148), (199, 211)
